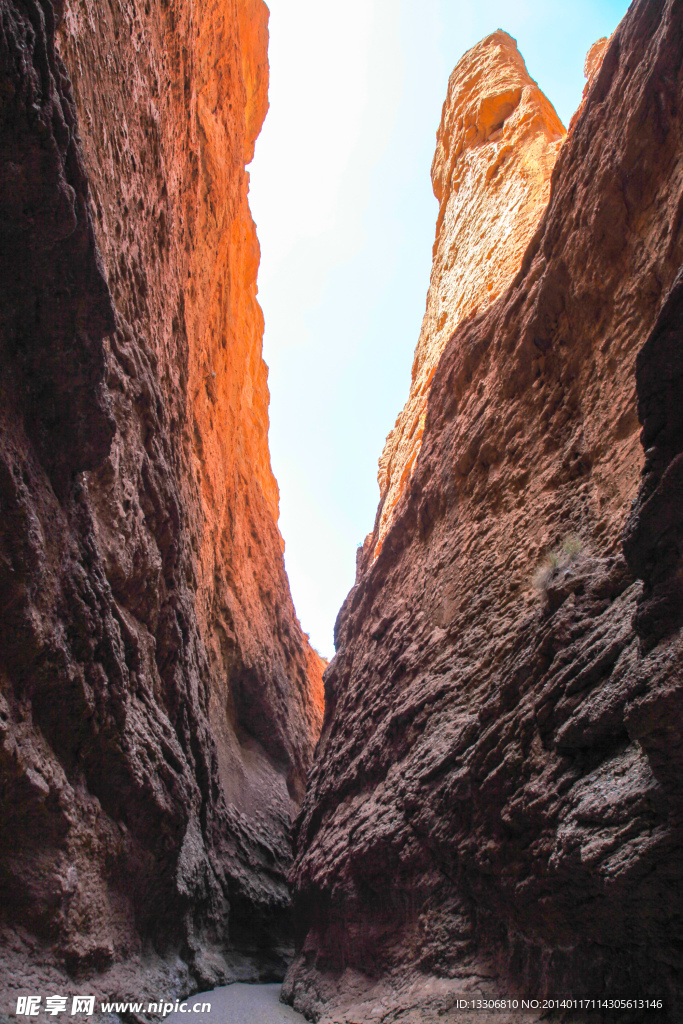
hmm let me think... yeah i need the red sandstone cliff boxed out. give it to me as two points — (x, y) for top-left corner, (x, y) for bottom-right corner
(286, 2), (683, 1020)
(0, 0), (323, 1004)
(373, 31), (564, 559)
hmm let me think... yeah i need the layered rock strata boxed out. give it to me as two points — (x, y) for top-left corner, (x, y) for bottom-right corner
(374, 31), (565, 558)
(0, 0), (323, 1005)
(286, 2), (683, 1020)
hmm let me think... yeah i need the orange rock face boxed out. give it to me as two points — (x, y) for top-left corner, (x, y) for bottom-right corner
(568, 35), (611, 133)
(0, 0), (322, 1002)
(58, 0), (324, 797)
(375, 32), (565, 556)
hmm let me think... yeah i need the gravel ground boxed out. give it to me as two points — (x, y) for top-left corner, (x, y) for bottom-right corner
(162, 985), (305, 1024)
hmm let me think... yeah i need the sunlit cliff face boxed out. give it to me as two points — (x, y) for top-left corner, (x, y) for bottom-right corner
(373, 30), (565, 559)
(183, 0), (325, 752)
(58, 0), (324, 811)
(0, 0), (324, 996)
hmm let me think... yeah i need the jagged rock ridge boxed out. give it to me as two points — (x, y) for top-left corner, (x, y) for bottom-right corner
(0, 0), (323, 1005)
(286, 2), (683, 1021)
(373, 30), (565, 559)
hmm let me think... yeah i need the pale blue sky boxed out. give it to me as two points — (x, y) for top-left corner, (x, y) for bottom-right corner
(249, 0), (630, 658)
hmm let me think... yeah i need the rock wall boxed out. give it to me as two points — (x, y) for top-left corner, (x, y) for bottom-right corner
(286, 1), (683, 1021)
(373, 31), (565, 559)
(0, 0), (323, 1005)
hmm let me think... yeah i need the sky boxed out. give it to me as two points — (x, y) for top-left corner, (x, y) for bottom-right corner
(248, 0), (631, 659)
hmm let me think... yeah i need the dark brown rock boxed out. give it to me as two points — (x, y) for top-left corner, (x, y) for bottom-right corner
(286, 1), (683, 1020)
(0, 0), (323, 1005)
(623, 269), (683, 647)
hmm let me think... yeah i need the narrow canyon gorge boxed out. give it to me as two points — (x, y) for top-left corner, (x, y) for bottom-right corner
(1, 0), (683, 1021)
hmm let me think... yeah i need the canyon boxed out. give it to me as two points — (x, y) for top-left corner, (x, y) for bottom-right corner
(285, 0), (683, 1021)
(0, 0), (323, 1005)
(2, 0), (683, 1021)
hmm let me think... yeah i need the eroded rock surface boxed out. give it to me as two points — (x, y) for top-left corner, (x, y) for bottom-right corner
(287, 2), (683, 1021)
(374, 31), (565, 558)
(0, 0), (323, 1004)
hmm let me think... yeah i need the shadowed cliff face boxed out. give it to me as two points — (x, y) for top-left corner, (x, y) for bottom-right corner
(373, 31), (565, 560)
(286, 2), (683, 1021)
(0, 0), (323, 1003)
